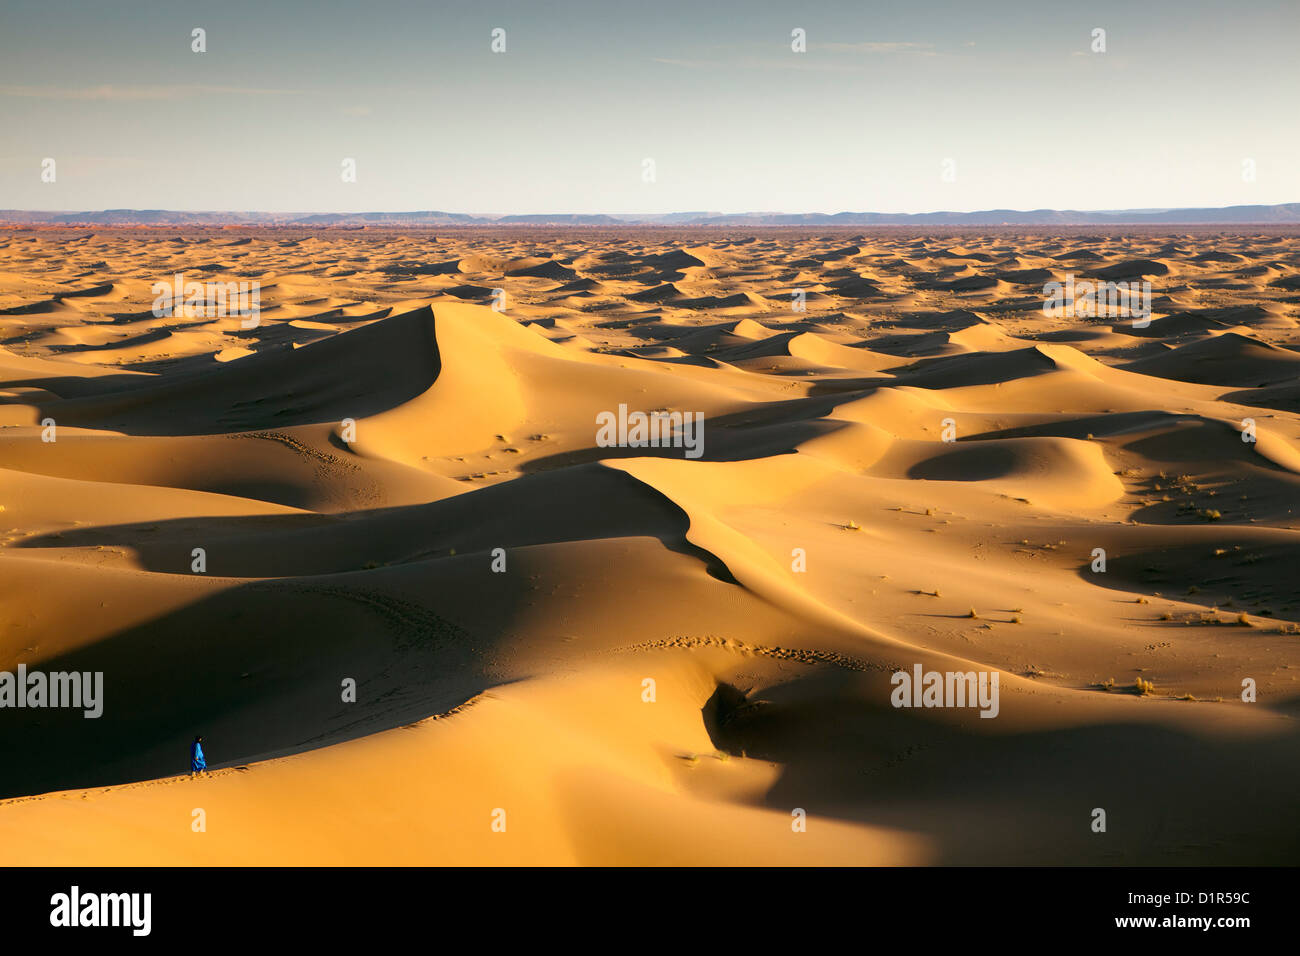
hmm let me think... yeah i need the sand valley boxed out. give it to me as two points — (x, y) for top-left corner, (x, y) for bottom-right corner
(0, 225), (1297, 864)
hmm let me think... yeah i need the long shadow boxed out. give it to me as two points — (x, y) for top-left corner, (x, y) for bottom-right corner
(516, 394), (865, 475)
(0, 575), (490, 799)
(1073, 537), (1300, 625)
(9, 305), (442, 436)
(1, 460), (762, 798)
(14, 463), (736, 582)
(702, 669), (1300, 864)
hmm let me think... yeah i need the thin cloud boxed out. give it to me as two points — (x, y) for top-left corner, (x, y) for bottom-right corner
(652, 40), (940, 73)
(0, 84), (303, 101)
(817, 41), (937, 55)
(650, 56), (864, 74)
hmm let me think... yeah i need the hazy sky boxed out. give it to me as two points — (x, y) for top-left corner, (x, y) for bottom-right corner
(1, 0), (1296, 214)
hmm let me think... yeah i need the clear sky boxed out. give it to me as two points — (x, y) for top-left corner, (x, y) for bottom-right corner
(1, 0), (1296, 214)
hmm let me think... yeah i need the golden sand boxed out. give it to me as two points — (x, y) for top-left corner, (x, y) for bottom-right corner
(0, 226), (1296, 864)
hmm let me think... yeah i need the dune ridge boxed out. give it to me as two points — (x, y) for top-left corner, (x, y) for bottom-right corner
(0, 227), (1298, 865)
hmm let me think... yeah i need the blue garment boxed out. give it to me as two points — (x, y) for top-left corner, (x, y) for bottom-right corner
(190, 741), (206, 772)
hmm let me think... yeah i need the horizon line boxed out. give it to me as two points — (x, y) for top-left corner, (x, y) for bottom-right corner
(3, 200), (1299, 216)
(4, 201), (1300, 229)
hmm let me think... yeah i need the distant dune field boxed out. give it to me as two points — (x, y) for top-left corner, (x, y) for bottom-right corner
(0, 226), (1297, 865)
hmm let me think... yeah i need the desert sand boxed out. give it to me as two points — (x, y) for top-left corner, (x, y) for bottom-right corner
(0, 225), (1297, 865)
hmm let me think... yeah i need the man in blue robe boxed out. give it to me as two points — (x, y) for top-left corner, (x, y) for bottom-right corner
(190, 735), (207, 776)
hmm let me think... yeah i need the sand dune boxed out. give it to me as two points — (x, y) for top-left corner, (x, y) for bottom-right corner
(0, 226), (1298, 865)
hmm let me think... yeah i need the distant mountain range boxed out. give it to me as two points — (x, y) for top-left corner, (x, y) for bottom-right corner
(3, 203), (1299, 227)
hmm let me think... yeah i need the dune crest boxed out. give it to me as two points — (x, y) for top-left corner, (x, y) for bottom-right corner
(0, 226), (1298, 865)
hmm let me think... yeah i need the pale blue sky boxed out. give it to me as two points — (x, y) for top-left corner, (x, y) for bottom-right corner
(1, 0), (1296, 214)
